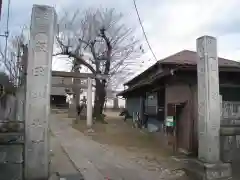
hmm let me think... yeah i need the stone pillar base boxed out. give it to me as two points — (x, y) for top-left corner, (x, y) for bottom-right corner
(184, 159), (232, 180)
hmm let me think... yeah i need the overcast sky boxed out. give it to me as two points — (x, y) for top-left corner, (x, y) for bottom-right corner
(1, 0), (240, 83)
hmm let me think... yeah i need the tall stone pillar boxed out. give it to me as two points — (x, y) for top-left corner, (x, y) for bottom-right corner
(25, 5), (56, 179)
(187, 36), (232, 179)
(197, 36), (220, 163)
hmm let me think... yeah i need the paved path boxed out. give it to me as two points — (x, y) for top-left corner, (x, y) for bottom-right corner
(50, 113), (187, 180)
(50, 130), (84, 180)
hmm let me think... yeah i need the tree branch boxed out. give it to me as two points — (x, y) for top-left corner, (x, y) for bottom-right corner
(56, 7), (143, 91)
(68, 51), (96, 73)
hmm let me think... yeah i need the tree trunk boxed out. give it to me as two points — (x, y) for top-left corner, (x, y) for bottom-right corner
(93, 79), (106, 121)
(72, 61), (81, 123)
(99, 90), (106, 113)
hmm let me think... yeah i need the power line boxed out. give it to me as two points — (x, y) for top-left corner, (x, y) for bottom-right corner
(133, 0), (158, 62)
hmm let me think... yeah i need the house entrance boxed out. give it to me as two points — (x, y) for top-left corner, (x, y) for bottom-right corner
(175, 102), (187, 153)
(166, 102), (187, 152)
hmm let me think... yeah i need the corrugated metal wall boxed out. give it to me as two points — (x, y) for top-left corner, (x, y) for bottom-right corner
(126, 97), (141, 116)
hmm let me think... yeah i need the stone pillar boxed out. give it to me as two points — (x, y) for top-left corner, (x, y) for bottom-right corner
(25, 5), (56, 180)
(87, 77), (92, 127)
(197, 36), (220, 163)
(187, 36), (232, 179)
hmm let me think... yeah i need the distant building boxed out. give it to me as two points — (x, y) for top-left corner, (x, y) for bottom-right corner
(51, 74), (125, 109)
(50, 77), (72, 107)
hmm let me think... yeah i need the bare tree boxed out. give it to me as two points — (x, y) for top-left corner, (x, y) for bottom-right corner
(56, 8), (143, 119)
(0, 27), (29, 86)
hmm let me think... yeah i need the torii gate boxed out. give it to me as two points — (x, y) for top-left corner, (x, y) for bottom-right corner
(51, 70), (108, 127)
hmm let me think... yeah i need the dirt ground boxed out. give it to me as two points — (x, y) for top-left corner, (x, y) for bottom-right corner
(53, 110), (177, 159)
(73, 111), (171, 155)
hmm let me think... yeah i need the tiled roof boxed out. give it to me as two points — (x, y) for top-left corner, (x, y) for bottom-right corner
(124, 50), (240, 86)
(159, 50), (240, 67)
